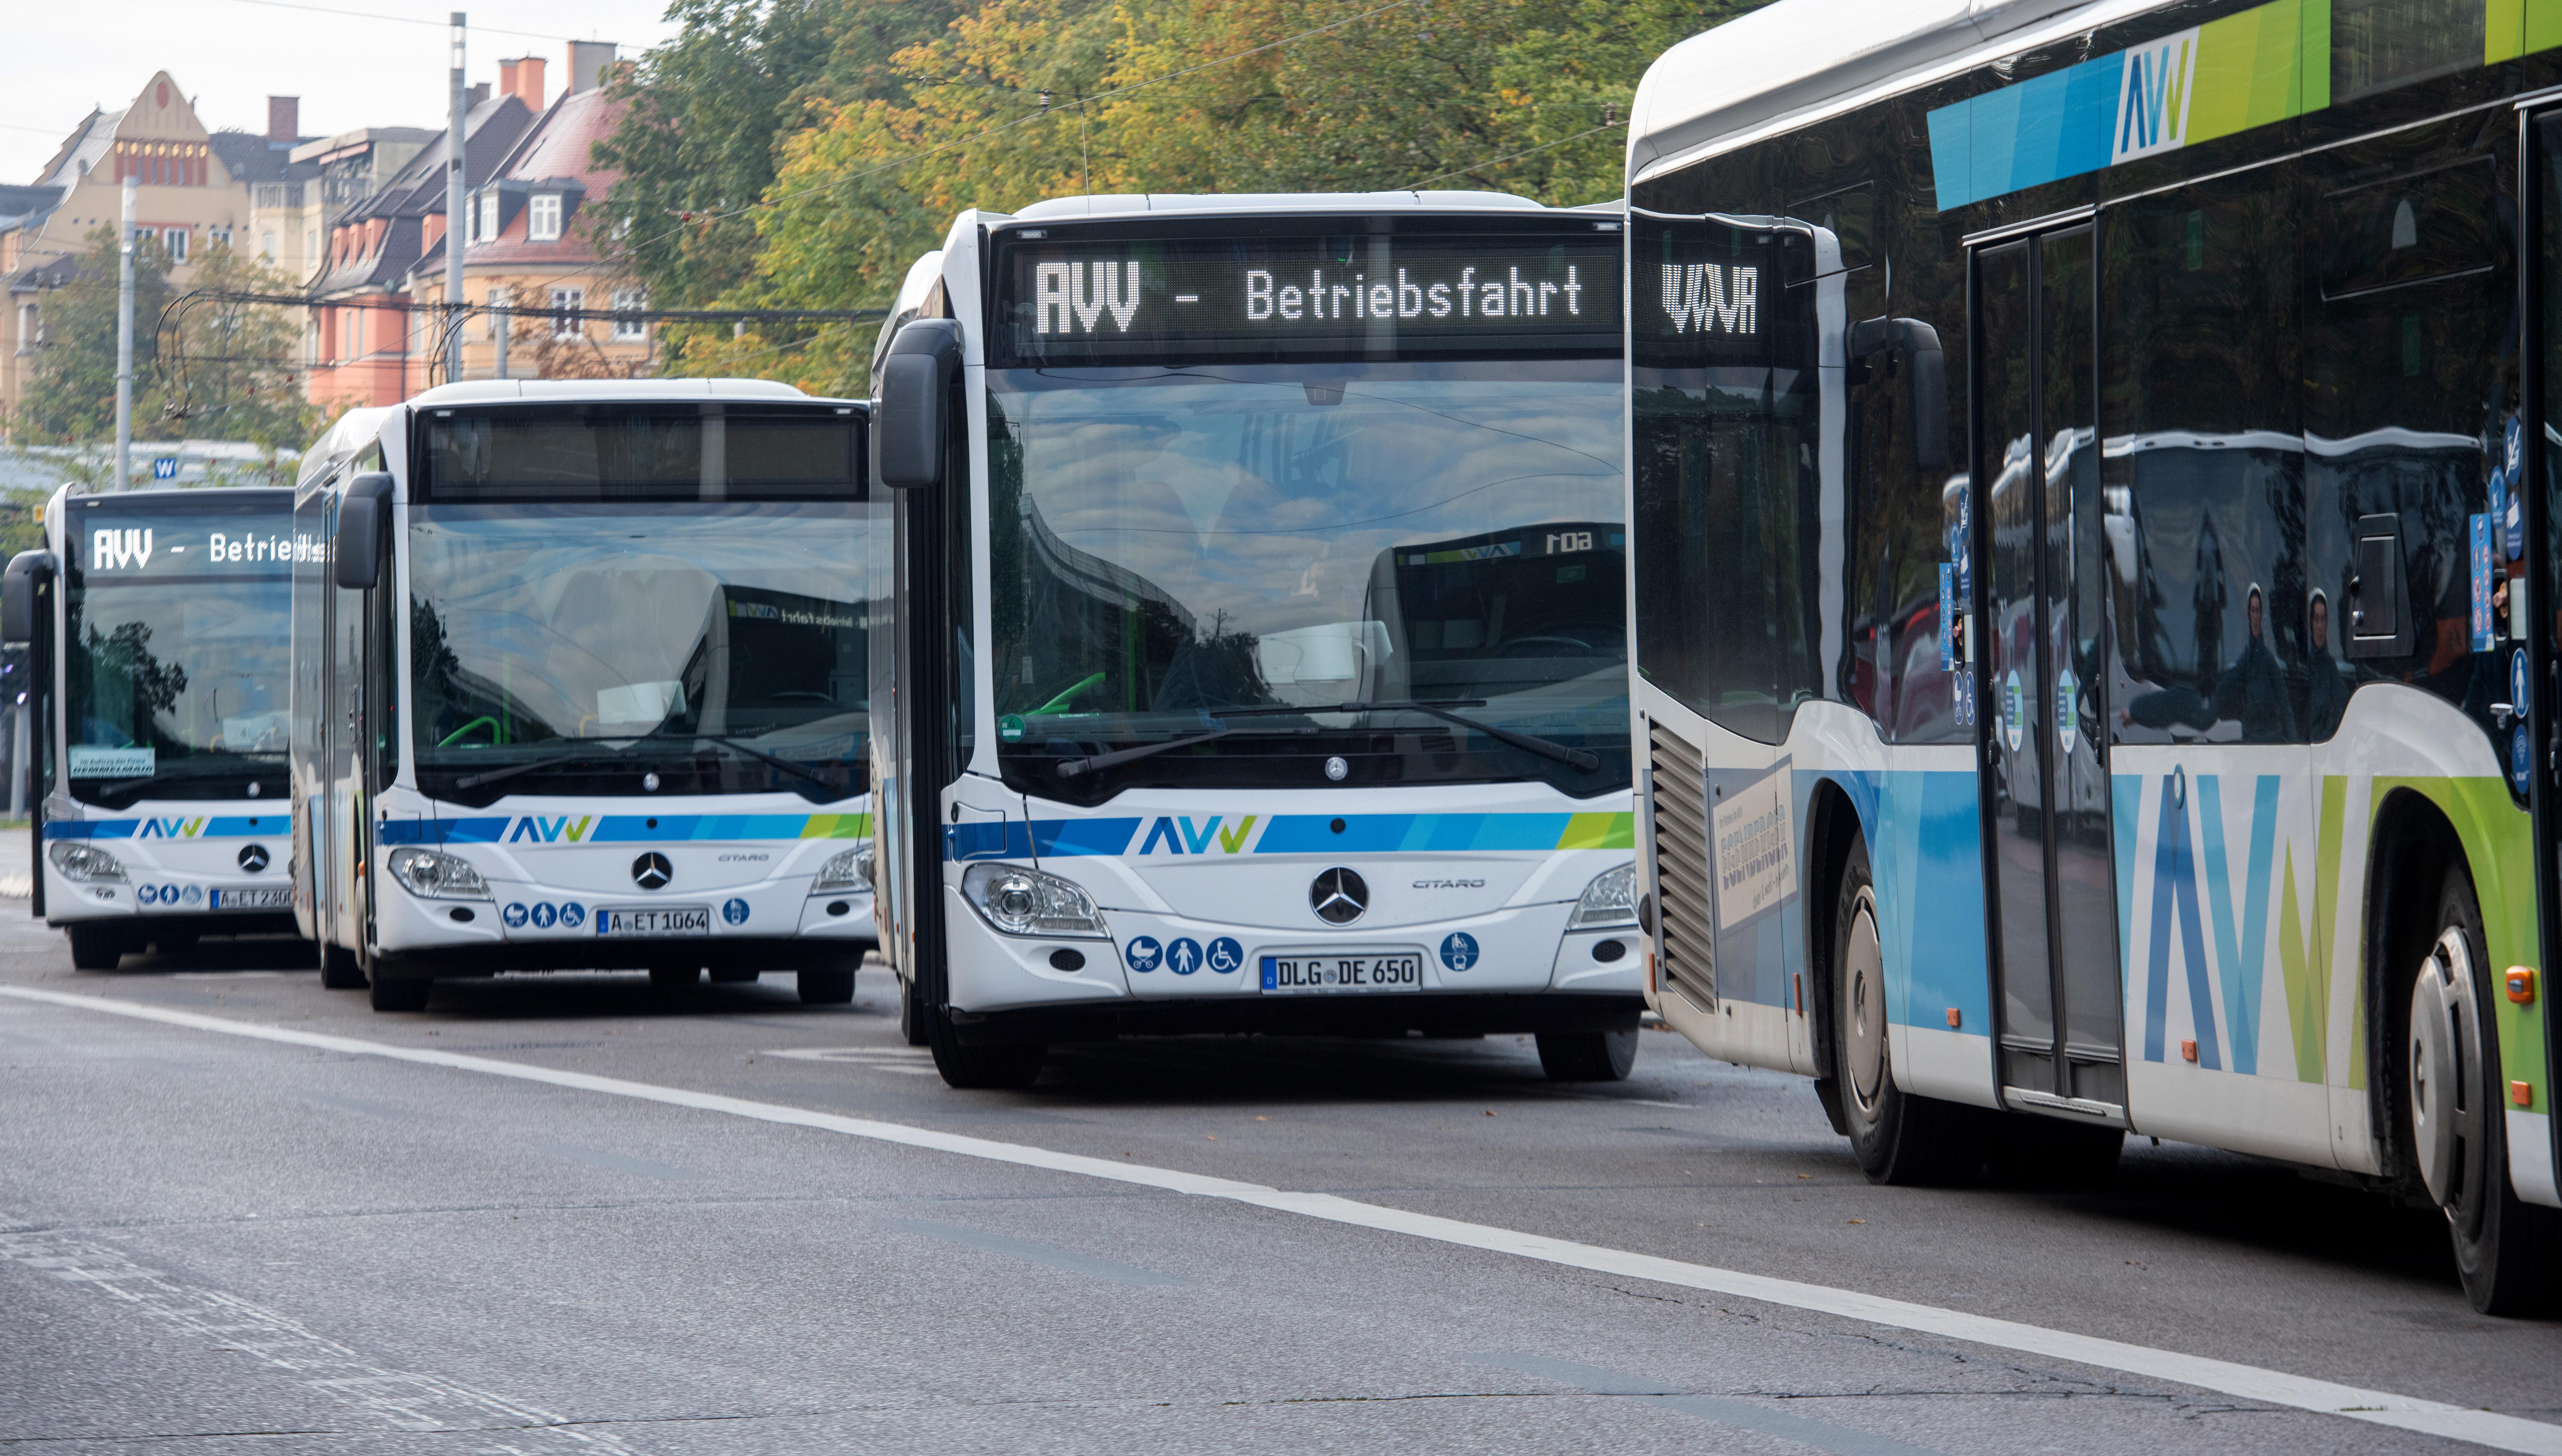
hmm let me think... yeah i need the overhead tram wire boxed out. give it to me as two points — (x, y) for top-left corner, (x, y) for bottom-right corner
(1405, 121), (1619, 191)
(150, 288), (886, 410)
(209, 0), (575, 43)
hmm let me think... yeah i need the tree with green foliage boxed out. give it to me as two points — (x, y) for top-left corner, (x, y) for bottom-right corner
(11, 226), (173, 446)
(598, 0), (1766, 394)
(157, 244), (324, 466)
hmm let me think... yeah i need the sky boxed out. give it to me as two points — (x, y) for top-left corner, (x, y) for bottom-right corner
(0, 0), (683, 183)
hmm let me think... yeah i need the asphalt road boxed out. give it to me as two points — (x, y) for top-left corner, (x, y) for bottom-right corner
(3, 906), (2559, 1454)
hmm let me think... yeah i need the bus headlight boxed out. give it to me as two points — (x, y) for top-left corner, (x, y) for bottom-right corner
(1568, 863), (1639, 929)
(961, 862), (1107, 939)
(384, 847), (490, 900)
(811, 844), (874, 895)
(47, 841), (126, 883)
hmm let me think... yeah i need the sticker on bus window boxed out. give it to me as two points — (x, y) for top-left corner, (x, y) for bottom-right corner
(2055, 668), (2079, 754)
(1938, 565), (1955, 672)
(2471, 513), (2495, 653)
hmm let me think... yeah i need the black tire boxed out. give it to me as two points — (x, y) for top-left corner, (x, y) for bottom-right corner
(320, 944), (366, 990)
(1985, 1113), (2123, 1189)
(649, 965), (701, 992)
(66, 923), (124, 972)
(1536, 1027), (1639, 1081)
(2406, 864), (2559, 1315)
(1832, 838), (1985, 1185)
(926, 1004), (1044, 1089)
(708, 966), (761, 984)
(798, 967), (855, 1004)
(151, 931), (199, 957)
(369, 975), (432, 1012)
(898, 972), (929, 1046)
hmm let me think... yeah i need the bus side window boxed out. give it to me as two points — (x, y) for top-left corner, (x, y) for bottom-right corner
(2102, 169), (2307, 746)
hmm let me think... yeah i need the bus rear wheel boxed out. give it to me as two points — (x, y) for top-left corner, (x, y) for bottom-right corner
(898, 973), (929, 1046)
(798, 966), (855, 1004)
(1832, 839), (1982, 1186)
(2407, 865), (2558, 1315)
(369, 975), (432, 1012)
(1536, 1027), (1638, 1081)
(320, 944), (366, 989)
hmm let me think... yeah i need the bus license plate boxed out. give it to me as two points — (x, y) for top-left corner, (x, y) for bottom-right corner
(1261, 953), (1423, 994)
(599, 907), (711, 937)
(210, 887), (291, 909)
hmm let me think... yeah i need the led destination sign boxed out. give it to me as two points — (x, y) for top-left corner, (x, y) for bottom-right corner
(996, 229), (1620, 365)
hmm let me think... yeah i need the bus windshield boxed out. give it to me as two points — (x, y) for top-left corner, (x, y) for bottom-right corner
(406, 502), (872, 805)
(985, 359), (1626, 799)
(63, 495), (293, 808)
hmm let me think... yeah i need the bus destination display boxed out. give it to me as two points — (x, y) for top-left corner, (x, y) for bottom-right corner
(995, 232), (1620, 364)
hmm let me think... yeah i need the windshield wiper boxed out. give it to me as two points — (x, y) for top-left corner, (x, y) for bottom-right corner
(1053, 727), (1233, 780)
(1211, 699), (1602, 771)
(453, 753), (625, 791)
(630, 731), (843, 788)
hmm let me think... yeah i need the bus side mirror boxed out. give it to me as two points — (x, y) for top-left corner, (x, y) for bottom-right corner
(876, 318), (964, 490)
(2, 550), (56, 646)
(1849, 317), (1949, 472)
(335, 472), (393, 591)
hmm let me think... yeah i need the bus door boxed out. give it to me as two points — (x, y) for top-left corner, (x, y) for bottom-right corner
(1970, 221), (2127, 1115)
(2521, 103), (2562, 1191)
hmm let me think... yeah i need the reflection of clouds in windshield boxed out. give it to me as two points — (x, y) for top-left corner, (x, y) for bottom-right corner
(1020, 380), (1619, 642)
(412, 508), (871, 741)
(72, 581), (289, 754)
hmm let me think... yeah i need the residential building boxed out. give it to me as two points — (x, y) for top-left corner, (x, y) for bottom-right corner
(0, 73), (294, 436)
(410, 47), (652, 383)
(251, 111), (434, 289)
(302, 75), (536, 408)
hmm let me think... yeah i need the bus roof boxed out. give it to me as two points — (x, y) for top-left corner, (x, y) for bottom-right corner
(406, 379), (817, 406)
(1627, 0), (2115, 184)
(1009, 190), (1554, 221)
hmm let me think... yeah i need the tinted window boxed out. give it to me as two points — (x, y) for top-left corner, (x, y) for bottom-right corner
(2103, 171), (2308, 744)
(421, 406), (864, 502)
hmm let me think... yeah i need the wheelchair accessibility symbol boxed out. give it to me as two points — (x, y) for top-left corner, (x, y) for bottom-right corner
(1440, 932), (1479, 972)
(1166, 937), (1204, 975)
(1125, 936), (1163, 973)
(1206, 936), (1243, 974)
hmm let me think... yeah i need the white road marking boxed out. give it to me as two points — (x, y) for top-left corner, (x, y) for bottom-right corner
(6, 983), (2555, 1455)
(0, 1215), (644, 1452)
(763, 1046), (932, 1062)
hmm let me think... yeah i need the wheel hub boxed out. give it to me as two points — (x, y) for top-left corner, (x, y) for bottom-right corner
(1845, 893), (1886, 1111)
(2409, 926), (2482, 1211)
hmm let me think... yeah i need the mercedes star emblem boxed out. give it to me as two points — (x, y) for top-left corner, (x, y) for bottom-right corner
(236, 844), (270, 873)
(632, 852), (673, 890)
(1310, 867), (1368, 925)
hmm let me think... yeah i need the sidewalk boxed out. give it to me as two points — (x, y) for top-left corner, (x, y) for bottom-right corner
(0, 821), (31, 899)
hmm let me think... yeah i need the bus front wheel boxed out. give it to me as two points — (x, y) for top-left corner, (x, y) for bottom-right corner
(320, 944), (366, 989)
(1833, 839), (1982, 1185)
(798, 966), (855, 1004)
(1536, 1027), (1638, 1081)
(927, 1008), (1044, 1090)
(66, 924), (126, 971)
(2407, 865), (2557, 1316)
(369, 975), (431, 1012)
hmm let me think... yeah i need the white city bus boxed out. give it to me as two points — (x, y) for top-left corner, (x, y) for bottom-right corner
(1625, 0), (2562, 1312)
(291, 381), (877, 1012)
(2, 485), (299, 968)
(868, 192), (1644, 1088)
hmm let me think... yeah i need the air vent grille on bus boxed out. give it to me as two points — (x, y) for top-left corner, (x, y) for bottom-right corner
(1648, 720), (1714, 1009)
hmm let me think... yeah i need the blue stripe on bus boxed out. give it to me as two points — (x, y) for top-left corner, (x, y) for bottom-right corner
(43, 818), (285, 840)
(1255, 813), (1572, 854)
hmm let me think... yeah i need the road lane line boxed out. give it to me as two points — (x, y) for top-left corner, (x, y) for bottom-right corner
(1474, 1353), (1951, 1456)
(0, 1216), (646, 1453)
(7, 982), (2555, 1455)
(884, 1218), (1190, 1287)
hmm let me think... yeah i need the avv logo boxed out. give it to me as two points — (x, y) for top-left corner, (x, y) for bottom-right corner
(2110, 28), (2197, 165)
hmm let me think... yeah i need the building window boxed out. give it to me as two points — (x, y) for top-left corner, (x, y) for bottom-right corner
(611, 288), (645, 341)
(305, 229), (318, 264)
(529, 193), (562, 242)
(477, 192), (499, 242)
(550, 287), (584, 338)
(16, 304), (35, 357)
(163, 228), (188, 263)
(261, 231), (277, 261)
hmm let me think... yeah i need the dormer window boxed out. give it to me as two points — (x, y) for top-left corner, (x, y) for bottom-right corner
(477, 192), (498, 242)
(528, 193), (562, 242)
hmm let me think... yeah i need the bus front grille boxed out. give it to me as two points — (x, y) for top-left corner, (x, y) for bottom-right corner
(1647, 721), (1714, 1009)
